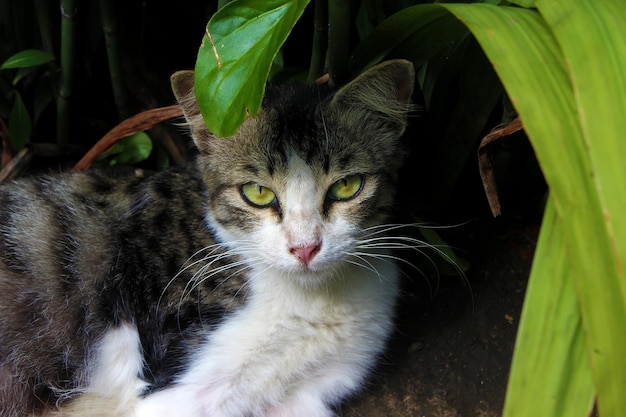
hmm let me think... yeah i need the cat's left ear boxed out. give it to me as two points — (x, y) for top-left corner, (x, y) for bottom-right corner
(330, 59), (415, 136)
(170, 70), (214, 153)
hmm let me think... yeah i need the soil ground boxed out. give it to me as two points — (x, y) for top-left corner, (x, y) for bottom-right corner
(341, 215), (539, 417)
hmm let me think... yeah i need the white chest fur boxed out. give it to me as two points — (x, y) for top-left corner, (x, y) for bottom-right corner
(134, 257), (399, 417)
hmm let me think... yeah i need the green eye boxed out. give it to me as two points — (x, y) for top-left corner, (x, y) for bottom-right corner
(328, 175), (364, 201)
(240, 183), (277, 207)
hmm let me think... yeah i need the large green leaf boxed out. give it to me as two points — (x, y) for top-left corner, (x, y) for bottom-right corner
(194, 0), (309, 137)
(503, 198), (595, 416)
(537, 1), (626, 414)
(539, 0), (626, 298)
(439, 2), (626, 416)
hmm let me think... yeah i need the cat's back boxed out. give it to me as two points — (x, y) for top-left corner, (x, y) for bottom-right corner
(1, 169), (144, 252)
(0, 168), (141, 314)
(0, 169), (138, 415)
(2, 168), (166, 281)
(0, 163), (219, 317)
(0, 165), (217, 415)
(0, 165), (210, 272)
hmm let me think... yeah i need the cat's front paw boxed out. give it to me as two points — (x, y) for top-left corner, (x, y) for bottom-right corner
(265, 395), (335, 417)
(134, 386), (202, 417)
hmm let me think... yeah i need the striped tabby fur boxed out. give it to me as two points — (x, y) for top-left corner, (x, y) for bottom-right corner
(0, 60), (414, 417)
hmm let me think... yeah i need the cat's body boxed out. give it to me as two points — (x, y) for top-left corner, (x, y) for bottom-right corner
(0, 60), (415, 417)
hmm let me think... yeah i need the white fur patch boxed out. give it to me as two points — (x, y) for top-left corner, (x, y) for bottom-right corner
(180, 153), (401, 416)
(136, 257), (399, 417)
(89, 323), (147, 399)
(54, 323), (147, 417)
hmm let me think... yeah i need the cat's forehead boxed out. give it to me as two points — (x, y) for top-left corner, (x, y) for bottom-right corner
(255, 84), (374, 172)
(205, 81), (398, 184)
(253, 113), (363, 179)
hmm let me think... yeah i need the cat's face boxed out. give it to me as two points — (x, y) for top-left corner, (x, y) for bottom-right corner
(171, 60), (414, 285)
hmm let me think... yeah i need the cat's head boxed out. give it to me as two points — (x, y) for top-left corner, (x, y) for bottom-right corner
(171, 60), (414, 286)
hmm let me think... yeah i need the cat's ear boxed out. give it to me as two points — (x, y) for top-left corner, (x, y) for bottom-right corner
(330, 59), (415, 135)
(170, 70), (214, 153)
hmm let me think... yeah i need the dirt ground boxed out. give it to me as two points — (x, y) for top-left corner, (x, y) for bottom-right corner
(341, 215), (539, 417)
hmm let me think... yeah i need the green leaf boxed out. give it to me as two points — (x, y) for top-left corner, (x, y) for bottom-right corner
(194, 0), (309, 137)
(100, 132), (153, 166)
(537, 1), (626, 414)
(350, 5), (468, 75)
(503, 198), (595, 416)
(0, 49), (54, 71)
(422, 37), (503, 206)
(8, 91), (32, 152)
(12, 67), (36, 86)
(508, 0), (536, 7)
(417, 224), (470, 276)
(438, 2), (626, 416)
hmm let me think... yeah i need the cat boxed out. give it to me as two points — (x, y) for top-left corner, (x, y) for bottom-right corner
(0, 59), (415, 417)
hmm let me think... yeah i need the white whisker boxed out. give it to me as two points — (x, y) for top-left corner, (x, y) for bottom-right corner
(157, 242), (234, 308)
(347, 222), (472, 301)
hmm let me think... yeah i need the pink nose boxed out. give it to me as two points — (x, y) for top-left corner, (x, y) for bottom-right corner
(290, 243), (321, 266)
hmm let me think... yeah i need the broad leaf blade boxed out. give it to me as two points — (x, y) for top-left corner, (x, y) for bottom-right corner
(503, 198), (595, 416)
(350, 5), (468, 75)
(508, 0), (536, 7)
(102, 132), (153, 167)
(0, 49), (54, 70)
(439, 3), (624, 416)
(194, 0), (309, 137)
(538, 1), (626, 414)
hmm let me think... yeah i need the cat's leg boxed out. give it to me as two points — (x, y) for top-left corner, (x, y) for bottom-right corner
(51, 322), (147, 417)
(135, 382), (271, 417)
(2, 322), (146, 417)
(265, 361), (367, 417)
(134, 385), (203, 417)
(137, 386), (334, 417)
(266, 393), (335, 417)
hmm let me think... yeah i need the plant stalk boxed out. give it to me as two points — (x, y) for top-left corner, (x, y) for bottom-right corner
(99, 0), (130, 119)
(327, 0), (351, 86)
(34, 0), (55, 56)
(308, 0), (328, 82)
(57, 0), (78, 144)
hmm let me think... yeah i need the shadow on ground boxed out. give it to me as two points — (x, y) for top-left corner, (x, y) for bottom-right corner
(342, 215), (539, 417)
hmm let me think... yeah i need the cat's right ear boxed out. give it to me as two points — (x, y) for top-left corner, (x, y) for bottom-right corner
(330, 60), (415, 138)
(170, 70), (214, 153)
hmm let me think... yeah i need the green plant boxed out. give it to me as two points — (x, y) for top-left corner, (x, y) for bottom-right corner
(194, 0), (626, 415)
(0, 49), (55, 153)
(446, 2), (625, 415)
(97, 131), (153, 167)
(0, 0), (188, 169)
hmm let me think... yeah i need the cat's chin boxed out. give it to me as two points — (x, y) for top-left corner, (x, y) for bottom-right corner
(274, 263), (341, 288)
